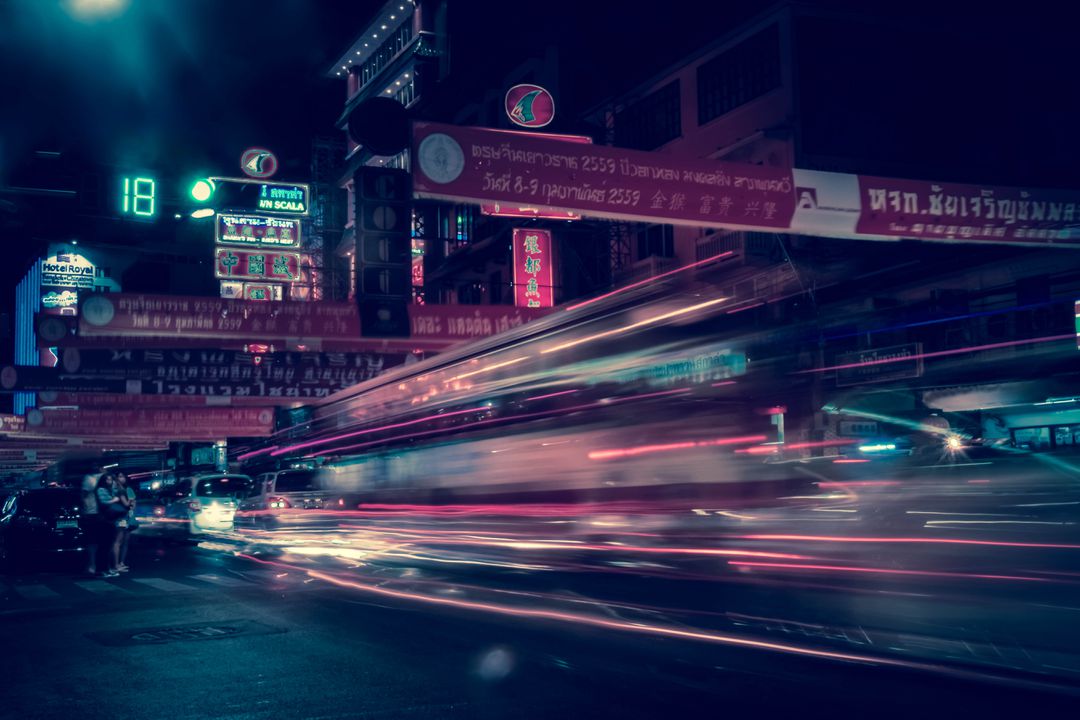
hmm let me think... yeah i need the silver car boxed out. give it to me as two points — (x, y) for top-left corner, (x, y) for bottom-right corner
(154, 473), (253, 539)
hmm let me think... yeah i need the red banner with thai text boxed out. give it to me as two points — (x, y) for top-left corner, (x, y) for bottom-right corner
(24, 407), (275, 439)
(78, 294), (360, 343)
(412, 122), (796, 230)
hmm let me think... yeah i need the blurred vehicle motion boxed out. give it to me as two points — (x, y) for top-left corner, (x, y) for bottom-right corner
(237, 468), (332, 528)
(137, 473), (252, 541)
(0, 488), (86, 569)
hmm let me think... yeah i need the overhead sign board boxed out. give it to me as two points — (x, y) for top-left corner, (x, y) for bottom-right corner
(240, 147), (278, 179)
(505, 84), (556, 128)
(210, 178), (310, 216)
(413, 122), (796, 231)
(835, 343), (924, 387)
(856, 175), (1080, 245)
(42, 252), (97, 289)
(79, 293), (360, 343)
(216, 214), (301, 247)
(215, 249), (301, 283)
(513, 228), (554, 308)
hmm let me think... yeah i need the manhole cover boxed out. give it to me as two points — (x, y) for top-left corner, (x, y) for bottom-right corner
(86, 619), (285, 647)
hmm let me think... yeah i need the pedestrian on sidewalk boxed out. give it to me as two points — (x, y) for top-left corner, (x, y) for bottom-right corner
(95, 474), (126, 577)
(80, 471), (102, 576)
(115, 472), (137, 572)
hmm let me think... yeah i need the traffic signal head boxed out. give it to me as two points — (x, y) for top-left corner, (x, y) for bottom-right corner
(190, 179), (215, 203)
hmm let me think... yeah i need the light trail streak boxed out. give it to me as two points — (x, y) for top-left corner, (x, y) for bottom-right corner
(271, 405), (489, 456)
(236, 445), (279, 462)
(588, 434), (767, 461)
(523, 389), (579, 402)
(736, 534), (1080, 550)
(445, 356), (530, 383)
(564, 251), (733, 312)
(541, 297), (729, 355)
(234, 554), (1036, 683)
(800, 333), (1074, 375)
(729, 561), (1062, 583)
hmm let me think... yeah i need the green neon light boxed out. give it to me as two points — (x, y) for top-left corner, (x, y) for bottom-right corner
(133, 177), (155, 216)
(122, 177), (130, 213)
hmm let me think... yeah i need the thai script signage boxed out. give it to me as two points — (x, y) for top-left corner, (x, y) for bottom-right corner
(216, 214), (300, 247)
(413, 121), (796, 231)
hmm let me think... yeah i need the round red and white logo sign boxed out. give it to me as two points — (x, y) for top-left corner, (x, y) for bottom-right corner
(505, 84), (555, 128)
(240, 147), (278, 179)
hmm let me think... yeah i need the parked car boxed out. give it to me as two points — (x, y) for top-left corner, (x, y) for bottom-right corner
(153, 473), (253, 541)
(0, 488), (87, 569)
(237, 468), (332, 529)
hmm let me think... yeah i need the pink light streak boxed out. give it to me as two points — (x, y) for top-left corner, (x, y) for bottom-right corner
(801, 333), (1075, 375)
(736, 534), (1080, 550)
(523, 389), (579, 402)
(588, 434), (767, 461)
(564, 251), (734, 312)
(237, 553), (944, 671)
(237, 445), (279, 462)
(729, 560), (1062, 583)
(271, 406), (489, 457)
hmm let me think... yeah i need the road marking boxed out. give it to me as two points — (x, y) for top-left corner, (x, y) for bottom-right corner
(13, 584), (60, 600)
(190, 574), (249, 587)
(74, 580), (131, 594)
(130, 577), (202, 593)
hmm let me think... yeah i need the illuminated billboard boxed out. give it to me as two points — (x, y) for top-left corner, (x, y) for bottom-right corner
(216, 214), (301, 247)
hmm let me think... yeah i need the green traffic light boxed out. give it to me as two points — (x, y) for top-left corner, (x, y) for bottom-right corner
(190, 179), (214, 202)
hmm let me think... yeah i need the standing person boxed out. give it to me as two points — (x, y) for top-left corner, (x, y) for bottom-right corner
(80, 471), (102, 576)
(95, 474), (125, 578)
(115, 472), (137, 572)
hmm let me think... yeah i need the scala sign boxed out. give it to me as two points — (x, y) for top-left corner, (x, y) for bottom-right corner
(258, 183), (308, 214)
(42, 253), (97, 289)
(505, 84), (555, 129)
(209, 178), (310, 216)
(216, 214), (301, 247)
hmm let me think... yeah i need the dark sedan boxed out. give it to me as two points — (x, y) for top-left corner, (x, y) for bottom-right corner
(0, 488), (87, 569)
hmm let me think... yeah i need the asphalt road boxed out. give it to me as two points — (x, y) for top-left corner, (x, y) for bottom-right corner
(2, 462), (1080, 720)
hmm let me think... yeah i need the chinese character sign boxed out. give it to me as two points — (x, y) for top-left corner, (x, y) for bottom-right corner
(215, 249), (301, 283)
(513, 228), (554, 308)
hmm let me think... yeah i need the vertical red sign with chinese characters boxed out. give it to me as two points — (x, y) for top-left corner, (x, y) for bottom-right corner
(513, 228), (554, 308)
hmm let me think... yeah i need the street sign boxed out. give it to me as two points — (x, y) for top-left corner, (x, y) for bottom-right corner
(505, 84), (555, 128)
(216, 214), (301, 247)
(240, 148), (278, 179)
(209, 178), (310, 216)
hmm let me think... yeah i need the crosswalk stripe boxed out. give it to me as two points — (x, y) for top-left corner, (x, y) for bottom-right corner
(190, 573), (249, 587)
(13, 584), (61, 600)
(129, 577), (201, 592)
(74, 580), (131, 594)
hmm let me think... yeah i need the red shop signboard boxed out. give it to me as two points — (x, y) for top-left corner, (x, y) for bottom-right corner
(513, 228), (554, 308)
(215, 248), (301, 283)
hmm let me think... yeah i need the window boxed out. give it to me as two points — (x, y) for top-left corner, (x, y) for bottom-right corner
(273, 471), (320, 493)
(636, 225), (674, 260)
(615, 81), (681, 150)
(195, 476), (252, 498)
(697, 24), (781, 125)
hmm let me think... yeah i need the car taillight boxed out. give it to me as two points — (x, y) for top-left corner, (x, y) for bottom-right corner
(153, 506), (165, 517)
(338, 498), (345, 507)
(268, 496), (291, 509)
(188, 501), (202, 512)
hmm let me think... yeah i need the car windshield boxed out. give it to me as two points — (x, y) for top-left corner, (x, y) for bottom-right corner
(273, 470), (320, 493)
(20, 491), (81, 516)
(194, 476), (251, 498)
